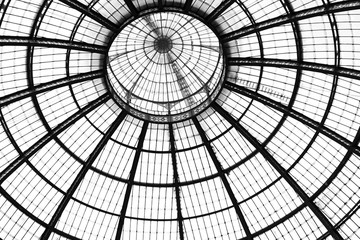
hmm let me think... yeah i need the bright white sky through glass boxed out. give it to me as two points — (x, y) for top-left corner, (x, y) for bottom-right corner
(0, 0), (360, 240)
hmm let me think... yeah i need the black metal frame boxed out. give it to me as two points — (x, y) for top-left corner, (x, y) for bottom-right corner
(0, 0), (360, 239)
(193, 117), (253, 239)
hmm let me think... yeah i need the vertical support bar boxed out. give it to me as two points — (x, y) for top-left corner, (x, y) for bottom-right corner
(40, 111), (127, 240)
(169, 123), (185, 240)
(0, 94), (110, 185)
(212, 102), (344, 240)
(192, 117), (253, 239)
(115, 121), (149, 240)
(124, 0), (139, 16)
(205, 0), (235, 23)
(183, 0), (193, 12)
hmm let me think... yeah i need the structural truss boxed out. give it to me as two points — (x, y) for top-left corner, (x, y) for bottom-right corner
(1, 0), (360, 240)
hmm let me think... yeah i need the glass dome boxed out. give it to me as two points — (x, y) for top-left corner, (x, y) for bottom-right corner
(0, 0), (360, 240)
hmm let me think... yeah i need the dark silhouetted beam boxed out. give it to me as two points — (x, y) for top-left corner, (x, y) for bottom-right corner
(205, 0), (235, 23)
(0, 36), (106, 53)
(224, 81), (360, 157)
(115, 121), (149, 240)
(221, 0), (360, 42)
(183, 0), (193, 12)
(58, 0), (118, 32)
(0, 93), (110, 185)
(158, 0), (163, 10)
(0, 186), (82, 240)
(124, 0), (139, 16)
(212, 102), (344, 240)
(169, 123), (184, 240)
(40, 110), (127, 240)
(192, 117), (253, 239)
(228, 57), (360, 81)
(0, 70), (105, 107)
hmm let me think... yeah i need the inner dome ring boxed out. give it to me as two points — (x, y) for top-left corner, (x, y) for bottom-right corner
(106, 11), (225, 123)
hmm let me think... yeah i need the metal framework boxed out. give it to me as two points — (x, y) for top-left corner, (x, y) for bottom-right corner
(220, 0), (360, 42)
(192, 117), (253, 239)
(58, 0), (118, 31)
(224, 81), (360, 157)
(41, 111), (127, 240)
(1, 0), (360, 239)
(0, 36), (106, 53)
(0, 70), (105, 107)
(115, 121), (149, 240)
(228, 57), (360, 81)
(169, 123), (185, 240)
(211, 102), (344, 240)
(0, 94), (110, 185)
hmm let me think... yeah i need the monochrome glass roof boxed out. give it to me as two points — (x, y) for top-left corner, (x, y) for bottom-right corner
(0, 0), (360, 240)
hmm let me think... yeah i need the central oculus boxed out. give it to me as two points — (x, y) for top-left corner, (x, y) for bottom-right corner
(106, 12), (225, 122)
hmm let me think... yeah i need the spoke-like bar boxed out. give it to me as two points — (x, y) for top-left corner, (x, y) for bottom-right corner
(205, 0), (235, 23)
(315, 127), (360, 240)
(58, 0), (118, 32)
(158, 0), (163, 10)
(211, 102), (344, 240)
(115, 121), (149, 240)
(40, 110), (127, 240)
(0, 36), (106, 53)
(169, 123), (184, 240)
(224, 82), (360, 156)
(0, 70), (105, 108)
(0, 186), (82, 240)
(221, 0), (360, 42)
(228, 57), (360, 81)
(124, 0), (139, 16)
(192, 117), (253, 239)
(183, 0), (193, 12)
(0, 93), (110, 185)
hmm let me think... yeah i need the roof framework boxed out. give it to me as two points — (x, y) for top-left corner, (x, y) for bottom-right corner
(0, 0), (360, 240)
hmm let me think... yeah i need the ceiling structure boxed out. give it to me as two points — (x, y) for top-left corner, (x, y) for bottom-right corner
(0, 0), (360, 240)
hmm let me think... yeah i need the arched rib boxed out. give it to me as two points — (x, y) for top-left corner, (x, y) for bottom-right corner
(228, 57), (360, 81)
(0, 93), (110, 185)
(192, 117), (253, 239)
(0, 36), (106, 53)
(58, 0), (118, 32)
(40, 110), (127, 240)
(212, 102), (344, 240)
(221, 1), (360, 42)
(205, 0), (235, 23)
(0, 70), (105, 108)
(169, 123), (184, 240)
(224, 81), (360, 157)
(115, 121), (149, 240)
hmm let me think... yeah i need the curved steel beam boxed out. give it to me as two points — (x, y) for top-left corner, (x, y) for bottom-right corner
(228, 57), (360, 81)
(0, 93), (110, 185)
(40, 110), (127, 240)
(183, 0), (193, 12)
(192, 117), (253, 240)
(115, 121), (149, 240)
(58, 0), (118, 32)
(158, 0), (163, 10)
(224, 82), (360, 156)
(124, 0), (139, 16)
(0, 36), (106, 53)
(212, 102), (344, 240)
(205, 0), (235, 23)
(221, 0), (360, 42)
(0, 70), (105, 108)
(0, 186), (82, 240)
(169, 123), (184, 240)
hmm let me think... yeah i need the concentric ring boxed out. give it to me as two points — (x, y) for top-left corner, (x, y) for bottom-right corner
(106, 12), (225, 122)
